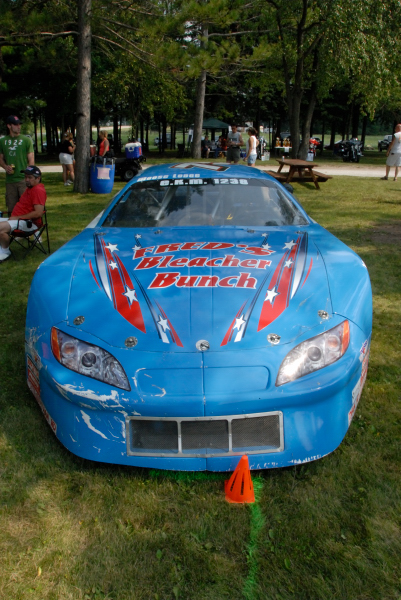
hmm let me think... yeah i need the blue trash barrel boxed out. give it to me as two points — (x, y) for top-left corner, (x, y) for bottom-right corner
(90, 159), (115, 194)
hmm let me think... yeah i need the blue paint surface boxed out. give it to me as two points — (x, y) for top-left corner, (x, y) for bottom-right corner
(25, 163), (372, 471)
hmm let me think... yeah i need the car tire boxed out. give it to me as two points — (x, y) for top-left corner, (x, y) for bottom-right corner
(378, 144), (382, 152)
(122, 168), (138, 181)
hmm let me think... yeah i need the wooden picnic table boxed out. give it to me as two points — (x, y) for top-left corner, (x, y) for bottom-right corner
(267, 158), (332, 190)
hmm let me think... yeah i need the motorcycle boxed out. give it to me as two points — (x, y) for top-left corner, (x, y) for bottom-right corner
(257, 136), (267, 160)
(337, 138), (363, 163)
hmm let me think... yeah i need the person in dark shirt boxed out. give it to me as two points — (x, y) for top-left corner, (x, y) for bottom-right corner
(201, 135), (212, 158)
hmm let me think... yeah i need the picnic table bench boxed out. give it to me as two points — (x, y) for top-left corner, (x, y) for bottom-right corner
(267, 158), (332, 190)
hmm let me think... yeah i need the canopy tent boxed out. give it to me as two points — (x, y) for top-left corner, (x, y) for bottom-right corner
(202, 118), (230, 130)
(201, 118), (230, 141)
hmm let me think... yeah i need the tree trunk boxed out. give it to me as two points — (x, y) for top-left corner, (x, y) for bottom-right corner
(113, 114), (119, 153)
(192, 24), (208, 160)
(320, 118), (325, 156)
(288, 90), (302, 158)
(299, 93), (317, 159)
(40, 114), (44, 153)
(75, 0), (92, 194)
(361, 114), (368, 149)
(351, 104), (360, 139)
(330, 120), (336, 149)
(192, 69), (206, 159)
(45, 113), (52, 154)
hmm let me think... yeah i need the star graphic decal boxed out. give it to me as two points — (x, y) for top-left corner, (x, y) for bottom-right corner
(158, 316), (170, 332)
(109, 261), (118, 270)
(265, 287), (279, 304)
(123, 286), (138, 305)
(132, 245), (142, 252)
(284, 259), (293, 268)
(283, 240), (296, 250)
(261, 243), (272, 251)
(234, 315), (246, 331)
(106, 243), (118, 253)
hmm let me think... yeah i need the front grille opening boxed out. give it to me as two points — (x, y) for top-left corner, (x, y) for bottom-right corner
(232, 415), (281, 451)
(181, 420), (228, 453)
(130, 419), (178, 454)
(127, 413), (283, 457)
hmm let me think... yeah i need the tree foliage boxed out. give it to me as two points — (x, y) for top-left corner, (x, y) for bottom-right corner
(1, 0), (401, 167)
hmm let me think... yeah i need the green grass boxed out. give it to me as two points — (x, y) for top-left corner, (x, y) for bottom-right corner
(1, 173), (400, 600)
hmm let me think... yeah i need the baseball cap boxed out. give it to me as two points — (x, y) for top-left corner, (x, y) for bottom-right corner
(7, 115), (21, 125)
(21, 166), (42, 178)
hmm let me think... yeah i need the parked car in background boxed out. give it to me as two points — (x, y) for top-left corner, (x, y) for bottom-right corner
(378, 135), (392, 152)
(25, 163), (372, 472)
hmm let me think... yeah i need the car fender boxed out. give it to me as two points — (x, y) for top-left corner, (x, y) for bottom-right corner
(310, 226), (372, 336)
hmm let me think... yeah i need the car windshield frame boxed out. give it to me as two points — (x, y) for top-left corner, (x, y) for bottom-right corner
(102, 175), (310, 229)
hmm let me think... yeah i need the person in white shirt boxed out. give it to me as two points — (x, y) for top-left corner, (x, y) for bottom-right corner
(244, 127), (259, 166)
(382, 124), (401, 181)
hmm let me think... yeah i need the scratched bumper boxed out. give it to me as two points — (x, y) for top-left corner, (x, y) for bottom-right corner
(25, 320), (368, 471)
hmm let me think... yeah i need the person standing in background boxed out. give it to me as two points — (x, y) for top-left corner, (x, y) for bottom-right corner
(59, 132), (75, 186)
(381, 124), (401, 181)
(244, 127), (259, 166)
(0, 115), (35, 212)
(226, 125), (243, 164)
(98, 131), (110, 157)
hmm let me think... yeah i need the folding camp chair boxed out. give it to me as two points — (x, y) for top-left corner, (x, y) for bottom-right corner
(8, 210), (50, 258)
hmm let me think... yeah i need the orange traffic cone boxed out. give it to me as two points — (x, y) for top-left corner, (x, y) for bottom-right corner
(225, 455), (255, 504)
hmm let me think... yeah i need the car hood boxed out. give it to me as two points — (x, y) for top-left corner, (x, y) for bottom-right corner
(67, 227), (332, 351)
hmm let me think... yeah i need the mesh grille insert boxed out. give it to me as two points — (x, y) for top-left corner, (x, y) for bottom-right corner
(127, 413), (283, 457)
(232, 415), (281, 450)
(181, 420), (228, 453)
(130, 419), (178, 454)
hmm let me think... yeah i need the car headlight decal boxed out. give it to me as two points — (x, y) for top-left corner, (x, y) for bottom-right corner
(51, 327), (130, 391)
(276, 321), (350, 386)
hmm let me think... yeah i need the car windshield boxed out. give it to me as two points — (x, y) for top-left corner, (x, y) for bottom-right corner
(103, 177), (309, 228)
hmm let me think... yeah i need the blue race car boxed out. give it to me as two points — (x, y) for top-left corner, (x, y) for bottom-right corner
(25, 163), (372, 471)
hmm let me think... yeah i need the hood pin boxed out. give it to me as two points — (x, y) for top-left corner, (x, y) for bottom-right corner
(196, 340), (210, 351)
(125, 337), (138, 348)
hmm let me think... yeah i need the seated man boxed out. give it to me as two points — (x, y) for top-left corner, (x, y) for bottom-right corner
(215, 135), (227, 158)
(0, 166), (46, 262)
(201, 135), (212, 158)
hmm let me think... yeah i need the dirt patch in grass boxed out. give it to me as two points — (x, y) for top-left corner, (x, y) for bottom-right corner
(370, 220), (401, 245)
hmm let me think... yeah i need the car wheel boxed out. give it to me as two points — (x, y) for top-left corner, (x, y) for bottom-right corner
(122, 167), (138, 181)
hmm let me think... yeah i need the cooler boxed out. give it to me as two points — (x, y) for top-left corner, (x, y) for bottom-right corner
(90, 159), (115, 194)
(125, 142), (142, 159)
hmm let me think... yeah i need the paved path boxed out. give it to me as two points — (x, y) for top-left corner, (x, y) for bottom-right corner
(36, 162), (385, 178)
(259, 164), (384, 178)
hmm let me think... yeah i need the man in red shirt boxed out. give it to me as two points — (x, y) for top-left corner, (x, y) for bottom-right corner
(0, 166), (46, 262)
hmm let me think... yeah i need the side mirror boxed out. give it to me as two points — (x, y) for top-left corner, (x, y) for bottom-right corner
(282, 183), (294, 194)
